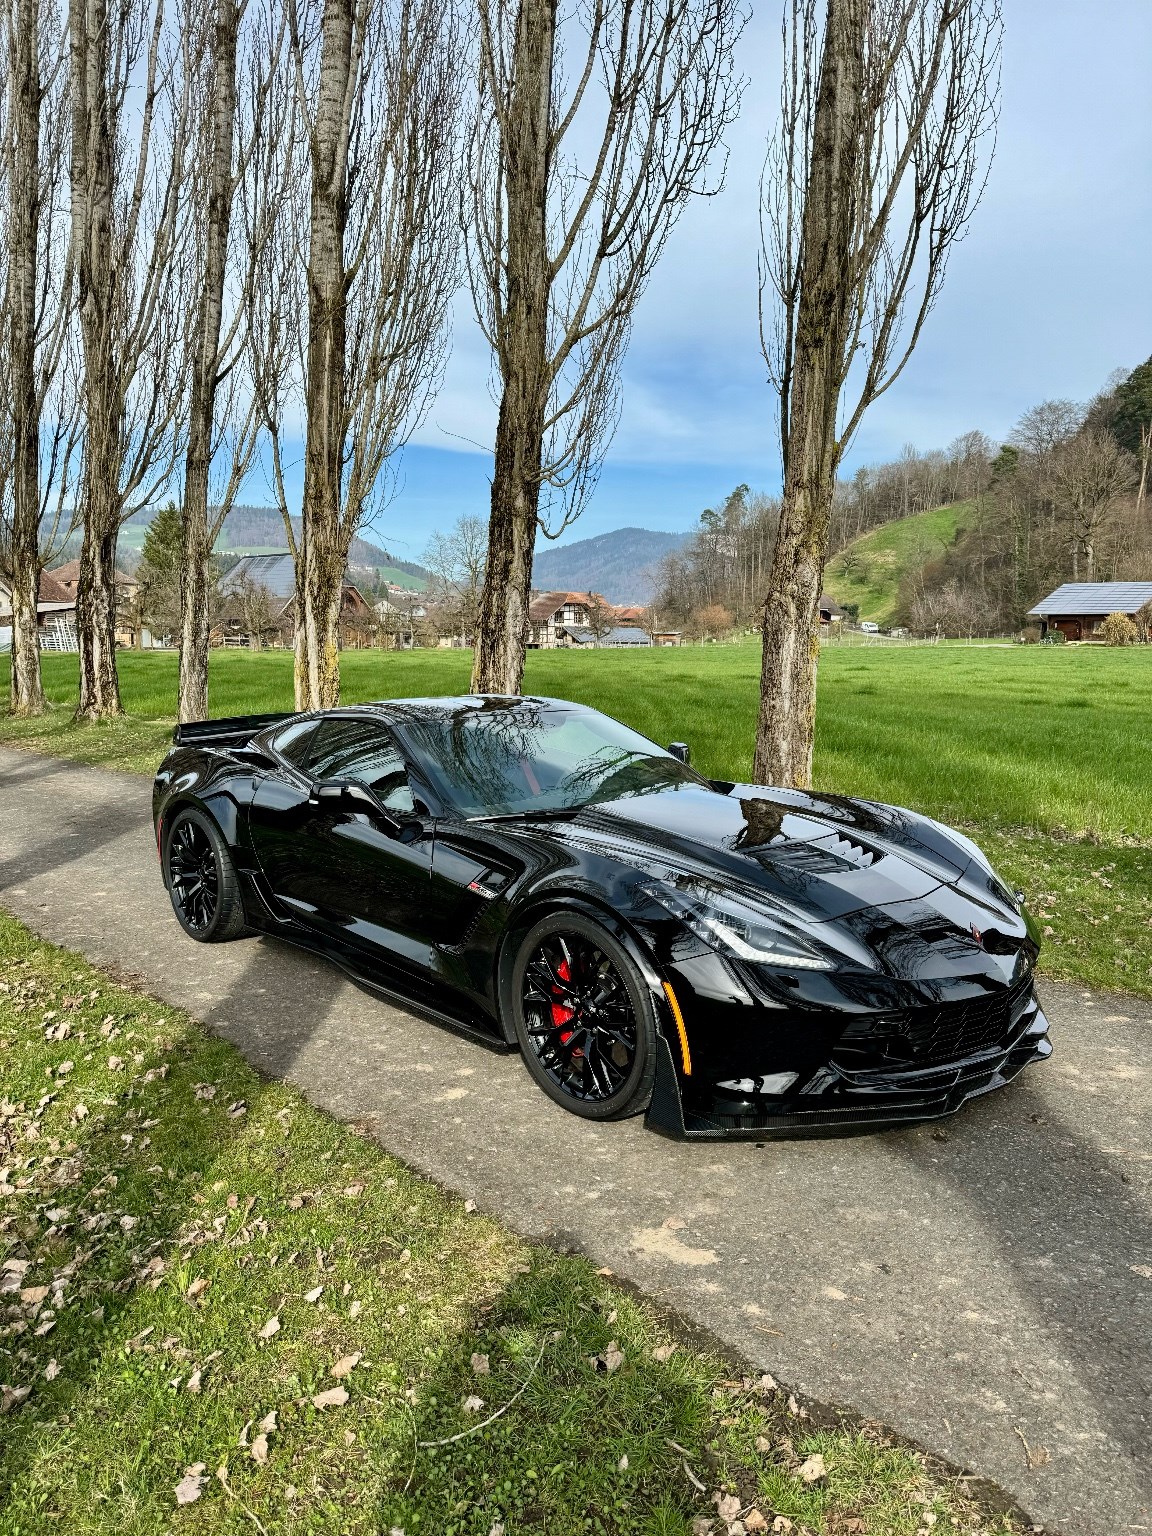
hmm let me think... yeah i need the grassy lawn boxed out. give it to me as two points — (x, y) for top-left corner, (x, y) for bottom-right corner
(2, 641), (1151, 996)
(824, 503), (975, 625)
(0, 913), (1024, 1536)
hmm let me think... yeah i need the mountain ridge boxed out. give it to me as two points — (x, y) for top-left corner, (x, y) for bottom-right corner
(532, 525), (688, 604)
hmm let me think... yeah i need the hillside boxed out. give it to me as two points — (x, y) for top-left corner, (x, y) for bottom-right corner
(116, 505), (428, 590)
(824, 501), (976, 624)
(532, 526), (688, 604)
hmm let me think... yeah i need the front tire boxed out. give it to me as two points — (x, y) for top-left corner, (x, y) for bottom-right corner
(510, 913), (657, 1120)
(164, 808), (249, 943)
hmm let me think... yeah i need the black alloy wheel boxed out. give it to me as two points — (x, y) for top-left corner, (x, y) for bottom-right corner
(164, 809), (249, 943)
(511, 913), (657, 1120)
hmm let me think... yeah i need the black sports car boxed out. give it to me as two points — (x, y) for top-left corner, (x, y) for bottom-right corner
(153, 694), (1050, 1137)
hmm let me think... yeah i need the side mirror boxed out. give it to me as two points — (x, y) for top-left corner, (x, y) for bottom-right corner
(667, 742), (690, 765)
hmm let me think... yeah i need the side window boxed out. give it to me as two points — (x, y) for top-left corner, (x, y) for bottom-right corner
(307, 718), (416, 814)
(270, 718), (319, 770)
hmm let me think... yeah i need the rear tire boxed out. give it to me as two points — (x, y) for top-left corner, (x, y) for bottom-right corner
(509, 912), (657, 1120)
(164, 807), (249, 943)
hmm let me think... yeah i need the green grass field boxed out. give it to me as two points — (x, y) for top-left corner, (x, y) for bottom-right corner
(2, 642), (1150, 995)
(824, 502), (975, 625)
(0, 913), (1024, 1536)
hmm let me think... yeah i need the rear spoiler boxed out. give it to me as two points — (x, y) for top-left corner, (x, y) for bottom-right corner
(172, 711), (295, 748)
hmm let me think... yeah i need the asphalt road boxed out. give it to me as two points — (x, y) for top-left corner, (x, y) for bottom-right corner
(1, 745), (1149, 1536)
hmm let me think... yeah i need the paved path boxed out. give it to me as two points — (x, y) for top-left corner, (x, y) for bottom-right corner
(1, 746), (1149, 1536)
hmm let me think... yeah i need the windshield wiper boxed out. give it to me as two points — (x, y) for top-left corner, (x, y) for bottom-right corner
(470, 806), (585, 824)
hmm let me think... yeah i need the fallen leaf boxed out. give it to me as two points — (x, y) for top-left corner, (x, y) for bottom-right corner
(185, 1369), (203, 1394)
(343, 1183), (364, 1197)
(227, 1101), (247, 1118)
(652, 1343), (676, 1362)
(754, 1435), (772, 1453)
(744, 1512), (768, 1533)
(44, 1360), (61, 1382)
(796, 1453), (826, 1484)
(304, 1286), (324, 1304)
(1, 1385), (32, 1413)
(258, 1410), (278, 1434)
(1130, 1265), (1152, 1280)
(690, 1520), (713, 1536)
(714, 1493), (741, 1522)
(617, 1454), (629, 1471)
(249, 1434), (269, 1465)
(603, 1342), (625, 1373)
(344, 1428), (356, 1445)
(174, 1464), (207, 1505)
(258, 1316), (280, 1340)
(186, 1277), (209, 1300)
(470, 1352), (490, 1375)
(821, 1286), (848, 1301)
(463, 1394), (485, 1413)
(331, 1353), (361, 1379)
(20, 1286), (50, 1306)
(463, 1199), (477, 1213)
(348, 1299), (362, 1320)
(771, 1520), (794, 1534)
(312, 1386), (349, 1410)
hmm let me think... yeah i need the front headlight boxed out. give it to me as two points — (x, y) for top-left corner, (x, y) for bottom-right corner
(643, 884), (836, 971)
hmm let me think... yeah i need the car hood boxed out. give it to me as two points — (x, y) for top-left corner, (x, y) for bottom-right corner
(540, 780), (1033, 979)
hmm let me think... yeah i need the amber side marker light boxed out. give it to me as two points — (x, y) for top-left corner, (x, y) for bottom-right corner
(661, 981), (692, 1076)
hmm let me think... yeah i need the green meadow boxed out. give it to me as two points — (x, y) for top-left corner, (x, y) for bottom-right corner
(2, 641), (1150, 995)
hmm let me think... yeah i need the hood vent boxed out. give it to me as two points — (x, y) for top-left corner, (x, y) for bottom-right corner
(824, 833), (878, 868)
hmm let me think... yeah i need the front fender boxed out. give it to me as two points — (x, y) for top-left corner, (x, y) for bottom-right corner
(493, 893), (690, 1130)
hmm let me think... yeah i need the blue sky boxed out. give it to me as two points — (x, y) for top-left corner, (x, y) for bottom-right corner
(268, 0), (1152, 566)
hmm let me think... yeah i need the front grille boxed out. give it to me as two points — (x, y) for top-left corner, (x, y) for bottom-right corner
(835, 975), (1033, 1070)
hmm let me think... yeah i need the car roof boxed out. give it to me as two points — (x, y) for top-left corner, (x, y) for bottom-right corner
(268, 695), (595, 728)
(366, 694), (591, 719)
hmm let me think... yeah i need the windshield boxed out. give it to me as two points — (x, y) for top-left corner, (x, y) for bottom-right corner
(397, 704), (705, 819)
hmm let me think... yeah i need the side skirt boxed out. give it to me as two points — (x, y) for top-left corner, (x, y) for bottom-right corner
(238, 870), (513, 1056)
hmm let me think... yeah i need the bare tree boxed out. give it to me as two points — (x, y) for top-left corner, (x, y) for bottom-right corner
(583, 591), (616, 642)
(423, 513), (487, 644)
(68, 0), (196, 719)
(1046, 428), (1136, 583)
(259, 0), (464, 712)
(467, 0), (744, 697)
(176, 0), (280, 722)
(756, 0), (1002, 786)
(0, 0), (77, 716)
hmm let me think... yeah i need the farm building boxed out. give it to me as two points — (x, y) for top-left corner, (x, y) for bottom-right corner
(1026, 582), (1152, 641)
(216, 553), (375, 649)
(526, 591), (612, 648)
(0, 569), (78, 652)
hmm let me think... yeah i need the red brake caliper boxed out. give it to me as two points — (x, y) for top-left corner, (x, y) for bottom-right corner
(550, 957), (581, 1055)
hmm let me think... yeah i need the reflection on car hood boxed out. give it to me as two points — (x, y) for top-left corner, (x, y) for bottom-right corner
(534, 780), (1030, 978)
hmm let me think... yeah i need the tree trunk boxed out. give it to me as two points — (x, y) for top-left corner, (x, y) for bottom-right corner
(295, 0), (351, 711)
(178, 0), (241, 723)
(754, 0), (866, 788)
(70, 0), (124, 720)
(75, 518), (122, 718)
(7, 0), (46, 717)
(470, 0), (555, 697)
(293, 547), (343, 710)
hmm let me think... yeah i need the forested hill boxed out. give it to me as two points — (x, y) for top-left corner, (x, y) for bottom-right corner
(118, 504), (429, 586)
(532, 526), (688, 603)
